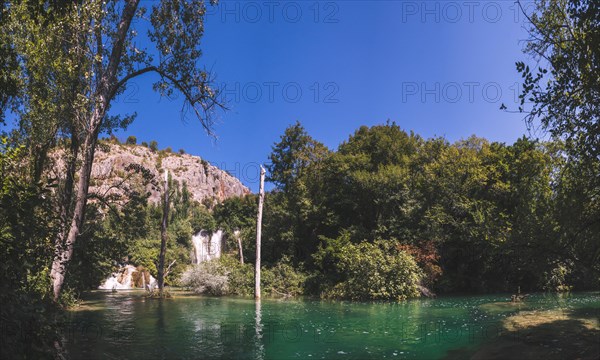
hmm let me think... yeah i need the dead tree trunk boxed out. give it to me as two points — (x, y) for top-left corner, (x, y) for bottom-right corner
(157, 170), (169, 295)
(255, 166), (265, 300)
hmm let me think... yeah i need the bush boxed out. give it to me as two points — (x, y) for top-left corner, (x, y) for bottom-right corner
(321, 239), (423, 301)
(179, 148), (185, 154)
(149, 140), (158, 152)
(141, 141), (148, 147)
(263, 256), (307, 297)
(219, 255), (254, 295)
(543, 261), (574, 292)
(181, 255), (308, 298)
(126, 135), (137, 145)
(165, 146), (172, 153)
(181, 261), (229, 295)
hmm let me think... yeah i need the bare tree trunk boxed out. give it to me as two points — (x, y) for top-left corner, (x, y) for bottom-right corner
(255, 166), (265, 300)
(235, 230), (244, 264)
(157, 170), (169, 295)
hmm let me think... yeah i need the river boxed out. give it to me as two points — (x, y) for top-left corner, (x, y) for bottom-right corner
(64, 291), (599, 359)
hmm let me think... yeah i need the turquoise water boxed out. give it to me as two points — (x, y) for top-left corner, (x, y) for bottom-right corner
(64, 291), (599, 359)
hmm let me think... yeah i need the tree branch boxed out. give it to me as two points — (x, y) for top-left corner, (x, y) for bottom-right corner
(109, 66), (226, 137)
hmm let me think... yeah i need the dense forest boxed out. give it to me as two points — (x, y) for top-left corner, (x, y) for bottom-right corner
(183, 122), (599, 299)
(1, 0), (598, 358)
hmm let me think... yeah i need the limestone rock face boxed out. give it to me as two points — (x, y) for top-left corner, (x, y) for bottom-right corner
(84, 143), (250, 204)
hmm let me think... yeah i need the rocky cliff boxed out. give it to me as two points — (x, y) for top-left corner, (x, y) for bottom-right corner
(80, 142), (250, 204)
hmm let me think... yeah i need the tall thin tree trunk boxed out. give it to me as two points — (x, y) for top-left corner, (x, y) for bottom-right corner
(255, 166), (265, 300)
(157, 170), (169, 295)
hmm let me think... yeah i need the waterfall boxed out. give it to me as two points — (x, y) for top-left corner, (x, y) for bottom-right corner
(98, 265), (156, 290)
(190, 229), (224, 264)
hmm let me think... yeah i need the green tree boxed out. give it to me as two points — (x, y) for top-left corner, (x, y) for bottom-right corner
(126, 135), (137, 145)
(266, 121), (330, 192)
(514, 0), (600, 288)
(315, 235), (423, 301)
(0, 136), (60, 357)
(2, 0), (224, 299)
(150, 140), (159, 152)
(514, 0), (599, 162)
(264, 122), (331, 263)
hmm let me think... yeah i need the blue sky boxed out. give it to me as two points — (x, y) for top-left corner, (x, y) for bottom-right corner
(110, 1), (534, 191)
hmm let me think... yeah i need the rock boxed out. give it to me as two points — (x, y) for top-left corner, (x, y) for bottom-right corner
(54, 142), (250, 205)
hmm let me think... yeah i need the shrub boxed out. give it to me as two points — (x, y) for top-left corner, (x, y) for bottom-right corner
(141, 141), (148, 147)
(181, 256), (254, 296)
(181, 255), (309, 298)
(179, 148), (185, 154)
(165, 146), (172, 153)
(181, 261), (229, 295)
(149, 140), (158, 152)
(126, 135), (137, 145)
(322, 239), (423, 301)
(219, 255), (254, 295)
(263, 256), (307, 297)
(543, 261), (573, 292)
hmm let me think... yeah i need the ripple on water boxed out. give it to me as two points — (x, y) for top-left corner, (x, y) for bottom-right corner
(64, 291), (600, 360)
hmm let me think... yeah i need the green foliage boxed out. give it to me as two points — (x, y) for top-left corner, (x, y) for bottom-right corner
(214, 195), (257, 257)
(181, 256), (252, 296)
(126, 135), (137, 145)
(511, 3), (600, 290)
(181, 260), (229, 296)
(263, 122), (599, 295)
(0, 136), (61, 357)
(319, 239), (423, 301)
(262, 256), (307, 297)
(181, 255), (308, 298)
(266, 121), (330, 192)
(218, 255), (255, 296)
(514, 0), (600, 163)
(149, 140), (158, 152)
(543, 261), (574, 293)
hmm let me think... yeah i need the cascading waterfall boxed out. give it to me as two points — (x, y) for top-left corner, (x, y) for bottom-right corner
(98, 229), (224, 289)
(98, 264), (156, 290)
(191, 229), (224, 264)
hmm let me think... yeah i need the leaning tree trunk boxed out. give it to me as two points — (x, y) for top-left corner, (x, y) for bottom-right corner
(157, 170), (169, 295)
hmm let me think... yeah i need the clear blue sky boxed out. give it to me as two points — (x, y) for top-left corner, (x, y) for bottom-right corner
(110, 1), (534, 191)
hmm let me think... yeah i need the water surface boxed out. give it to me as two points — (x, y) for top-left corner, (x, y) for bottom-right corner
(64, 291), (600, 359)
